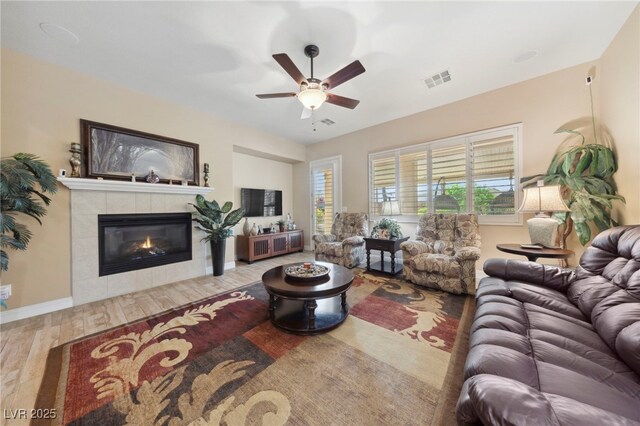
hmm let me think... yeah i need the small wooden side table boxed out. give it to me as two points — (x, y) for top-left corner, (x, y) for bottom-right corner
(496, 243), (574, 263)
(364, 237), (409, 275)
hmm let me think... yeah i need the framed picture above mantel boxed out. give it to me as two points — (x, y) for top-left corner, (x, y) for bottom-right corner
(80, 119), (200, 185)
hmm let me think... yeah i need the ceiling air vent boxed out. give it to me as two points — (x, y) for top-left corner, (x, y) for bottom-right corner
(424, 70), (451, 89)
(320, 118), (335, 126)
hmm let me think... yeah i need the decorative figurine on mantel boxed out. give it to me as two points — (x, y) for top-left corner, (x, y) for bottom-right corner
(203, 163), (210, 187)
(146, 169), (160, 183)
(68, 142), (82, 177)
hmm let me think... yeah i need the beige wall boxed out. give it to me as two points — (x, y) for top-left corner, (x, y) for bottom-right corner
(1, 48), (303, 309)
(601, 5), (640, 225)
(3, 8), (639, 311)
(294, 59), (622, 267)
(231, 152), (295, 240)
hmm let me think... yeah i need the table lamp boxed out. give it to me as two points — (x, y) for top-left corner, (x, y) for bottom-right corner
(518, 181), (570, 247)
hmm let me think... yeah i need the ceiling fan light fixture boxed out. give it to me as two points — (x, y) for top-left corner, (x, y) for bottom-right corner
(298, 88), (327, 110)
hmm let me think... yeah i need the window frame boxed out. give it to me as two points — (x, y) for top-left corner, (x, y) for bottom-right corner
(368, 123), (523, 226)
(310, 155), (342, 235)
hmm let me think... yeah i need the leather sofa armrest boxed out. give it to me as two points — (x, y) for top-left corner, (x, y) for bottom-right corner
(459, 375), (559, 426)
(483, 258), (575, 293)
(342, 236), (365, 246)
(455, 246), (481, 262)
(400, 240), (433, 258)
(312, 234), (336, 244)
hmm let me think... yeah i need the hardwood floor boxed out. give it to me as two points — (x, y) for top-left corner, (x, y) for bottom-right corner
(0, 251), (313, 424)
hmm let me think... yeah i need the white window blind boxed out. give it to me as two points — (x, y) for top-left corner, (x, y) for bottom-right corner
(471, 131), (516, 216)
(432, 145), (467, 213)
(310, 156), (341, 235)
(369, 124), (521, 225)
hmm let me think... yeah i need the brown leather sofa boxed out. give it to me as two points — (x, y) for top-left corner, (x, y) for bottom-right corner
(456, 225), (640, 425)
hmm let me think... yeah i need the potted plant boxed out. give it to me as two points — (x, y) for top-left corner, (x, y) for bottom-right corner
(190, 195), (244, 276)
(1, 153), (57, 307)
(371, 218), (403, 240)
(276, 219), (286, 232)
(521, 114), (624, 247)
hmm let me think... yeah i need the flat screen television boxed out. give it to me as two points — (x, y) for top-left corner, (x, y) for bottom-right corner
(241, 188), (283, 217)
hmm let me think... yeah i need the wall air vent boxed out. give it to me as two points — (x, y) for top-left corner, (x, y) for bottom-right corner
(424, 70), (451, 89)
(320, 118), (335, 126)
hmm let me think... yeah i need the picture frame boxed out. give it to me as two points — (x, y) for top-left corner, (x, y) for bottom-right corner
(80, 119), (200, 185)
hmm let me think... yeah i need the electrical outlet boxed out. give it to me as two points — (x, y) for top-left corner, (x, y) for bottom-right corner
(0, 284), (12, 300)
(585, 75), (593, 85)
(342, 206), (348, 212)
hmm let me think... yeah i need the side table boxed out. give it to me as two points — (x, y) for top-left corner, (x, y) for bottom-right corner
(364, 236), (409, 275)
(496, 243), (574, 263)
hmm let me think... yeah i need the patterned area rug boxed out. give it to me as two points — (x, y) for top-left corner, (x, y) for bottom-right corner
(35, 270), (474, 425)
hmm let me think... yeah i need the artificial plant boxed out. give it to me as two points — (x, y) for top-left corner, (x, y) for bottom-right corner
(1, 153), (57, 274)
(371, 217), (403, 239)
(520, 82), (624, 246)
(190, 195), (245, 241)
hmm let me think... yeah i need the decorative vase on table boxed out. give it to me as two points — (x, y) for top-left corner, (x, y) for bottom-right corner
(210, 239), (226, 276)
(243, 218), (251, 236)
(250, 223), (258, 236)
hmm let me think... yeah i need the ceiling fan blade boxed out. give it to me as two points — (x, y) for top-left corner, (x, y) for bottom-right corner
(256, 92), (297, 99)
(326, 93), (360, 109)
(322, 60), (365, 89)
(272, 53), (306, 85)
(301, 107), (312, 120)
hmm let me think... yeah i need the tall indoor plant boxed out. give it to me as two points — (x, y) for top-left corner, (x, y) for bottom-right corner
(1, 153), (57, 307)
(521, 81), (625, 248)
(190, 195), (244, 276)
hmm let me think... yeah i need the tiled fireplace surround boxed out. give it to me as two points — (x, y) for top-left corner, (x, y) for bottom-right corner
(61, 178), (211, 305)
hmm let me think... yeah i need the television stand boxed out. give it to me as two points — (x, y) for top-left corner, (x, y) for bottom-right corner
(236, 230), (304, 263)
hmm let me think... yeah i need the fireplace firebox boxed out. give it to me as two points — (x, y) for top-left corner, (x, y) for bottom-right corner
(98, 213), (192, 276)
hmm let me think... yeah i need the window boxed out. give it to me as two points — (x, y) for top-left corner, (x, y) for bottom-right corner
(310, 156), (342, 235)
(369, 124), (521, 224)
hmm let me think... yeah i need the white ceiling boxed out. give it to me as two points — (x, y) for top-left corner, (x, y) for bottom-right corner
(2, 1), (637, 145)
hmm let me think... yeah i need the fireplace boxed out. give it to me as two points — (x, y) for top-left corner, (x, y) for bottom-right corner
(98, 213), (192, 276)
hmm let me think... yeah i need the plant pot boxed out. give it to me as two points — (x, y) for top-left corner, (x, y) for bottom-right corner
(210, 238), (226, 276)
(279, 225), (285, 232)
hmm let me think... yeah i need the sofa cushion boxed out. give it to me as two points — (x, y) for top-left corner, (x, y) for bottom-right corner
(409, 253), (461, 277)
(568, 226), (640, 319)
(315, 242), (342, 257)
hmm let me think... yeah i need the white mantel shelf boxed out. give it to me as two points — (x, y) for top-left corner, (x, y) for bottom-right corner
(58, 177), (213, 195)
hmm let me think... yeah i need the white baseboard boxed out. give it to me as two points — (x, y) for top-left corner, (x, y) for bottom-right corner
(205, 261), (236, 275)
(0, 297), (73, 324)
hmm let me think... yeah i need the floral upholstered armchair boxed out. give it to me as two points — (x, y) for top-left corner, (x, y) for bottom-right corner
(312, 212), (369, 268)
(400, 213), (481, 295)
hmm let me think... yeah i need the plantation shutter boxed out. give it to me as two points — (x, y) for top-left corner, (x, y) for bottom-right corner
(431, 144), (467, 213)
(311, 165), (335, 234)
(471, 130), (516, 215)
(370, 156), (396, 216)
(398, 151), (428, 215)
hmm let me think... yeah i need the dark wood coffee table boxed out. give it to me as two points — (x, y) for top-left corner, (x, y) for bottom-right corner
(261, 262), (354, 335)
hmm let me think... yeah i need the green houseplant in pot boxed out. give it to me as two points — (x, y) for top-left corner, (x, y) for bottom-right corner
(190, 195), (244, 276)
(521, 78), (625, 248)
(371, 218), (403, 239)
(1, 153), (57, 307)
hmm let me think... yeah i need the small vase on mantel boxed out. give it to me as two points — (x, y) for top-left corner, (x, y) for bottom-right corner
(250, 223), (258, 236)
(242, 218), (251, 236)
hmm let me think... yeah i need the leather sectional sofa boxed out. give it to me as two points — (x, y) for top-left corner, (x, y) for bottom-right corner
(456, 225), (640, 425)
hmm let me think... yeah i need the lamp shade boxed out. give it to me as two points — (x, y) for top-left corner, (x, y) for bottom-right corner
(298, 88), (327, 110)
(381, 200), (401, 216)
(519, 185), (569, 213)
(519, 182), (569, 248)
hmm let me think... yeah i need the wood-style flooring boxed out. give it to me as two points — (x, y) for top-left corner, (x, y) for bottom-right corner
(0, 251), (313, 425)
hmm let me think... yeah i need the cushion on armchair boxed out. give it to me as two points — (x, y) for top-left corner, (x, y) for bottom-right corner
(409, 253), (462, 277)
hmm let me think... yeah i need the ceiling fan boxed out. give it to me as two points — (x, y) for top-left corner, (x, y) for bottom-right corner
(256, 44), (366, 118)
